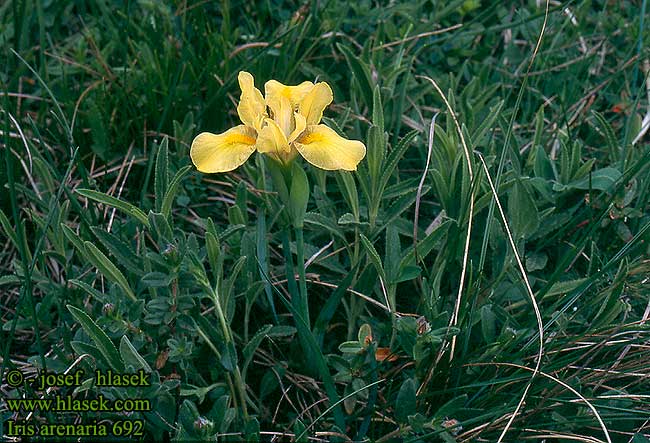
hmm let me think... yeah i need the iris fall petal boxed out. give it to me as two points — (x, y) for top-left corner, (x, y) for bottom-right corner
(294, 125), (366, 171)
(190, 126), (257, 173)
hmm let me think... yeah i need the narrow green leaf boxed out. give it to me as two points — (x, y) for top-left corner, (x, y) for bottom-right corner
(242, 325), (295, 377)
(433, 394), (468, 419)
(304, 212), (348, 243)
(222, 256), (247, 316)
(508, 179), (540, 238)
(394, 266), (421, 283)
(533, 105), (545, 152)
(220, 224), (246, 241)
(195, 315), (225, 349)
(336, 171), (360, 220)
(372, 85), (384, 133)
(533, 144), (555, 180)
(543, 278), (588, 299)
(206, 231), (222, 285)
(228, 205), (245, 225)
(338, 213), (361, 225)
(67, 304), (124, 372)
(267, 159), (289, 203)
(235, 181), (249, 225)
(367, 125), (386, 190)
(385, 224), (401, 283)
(0, 275), (20, 286)
(148, 211), (173, 242)
(395, 378), (417, 424)
(162, 165), (192, 218)
(84, 241), (136, 301)
(77, 189), (149, 227)
(0, 209), (19, 250)
(378, 129), (418, 195)
(119, 336), (152, 372)
(471, 99), (503, 145)
(91, 227), (141, 274)
(337, 43), (374, 109)
(141, 272), (174, 288)
(256, 213), (277, 322)
(70, 341), (105, 366)
(68, 279), (107, 303)
(61, 224), (89, 261)
(313, 268), (357, 346)
(552, 167), (622, 192)
(400, 220), (451, 269)
(380, 185), (430, 234)
(480, 305), (497, 343)
(178, 400), (200, 433)
(242, 325), (272, 375)
(360, 234), (387, 283)
(220, 341), (238, 372)
(559, 139), (570, 184)
(154, 137), (169, 212)
(338, 341), (364, 354)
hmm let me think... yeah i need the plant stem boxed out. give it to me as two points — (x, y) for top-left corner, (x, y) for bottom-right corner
(284, 227), (317, 374)
(212, 288), (249, 420)
(281, 229), (299, 299)
(294, 227), (310, 329)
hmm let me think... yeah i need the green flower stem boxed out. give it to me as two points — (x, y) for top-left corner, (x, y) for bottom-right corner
(281, 229), (299, 299)
(211, 288), (249, 420)
(282, 228), (317, 374)
(231, 367), (248, 420)
(294, 227), (310, 330)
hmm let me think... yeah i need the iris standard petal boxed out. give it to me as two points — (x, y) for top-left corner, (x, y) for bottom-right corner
(266, 94), (294, 137)
(237, 71), (266, 130)
(288, 112), (306, 143)
(298, 82), (333, 125)
(265, 79), (314, 109)
(294, 125), (366, 171)
(257, 118), (295, 164)
(190, 126), (257, 173)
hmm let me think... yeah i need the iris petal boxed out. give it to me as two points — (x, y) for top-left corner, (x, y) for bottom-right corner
(190, 126), (257, 173)
(265, 79), (314, 109)
(266, 95), (294, 137)
(257, 118), (295, 164)
(294, 125), (366, 171)
(237, 71), (266, 130)
(289, 112), (306, 143)
(298, 82), (333, 125)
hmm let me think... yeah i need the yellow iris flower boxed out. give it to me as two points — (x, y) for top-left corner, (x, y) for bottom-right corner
(190, 71), (366, 173)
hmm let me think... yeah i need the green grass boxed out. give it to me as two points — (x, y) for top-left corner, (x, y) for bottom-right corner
(1, 0), (650, 442)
